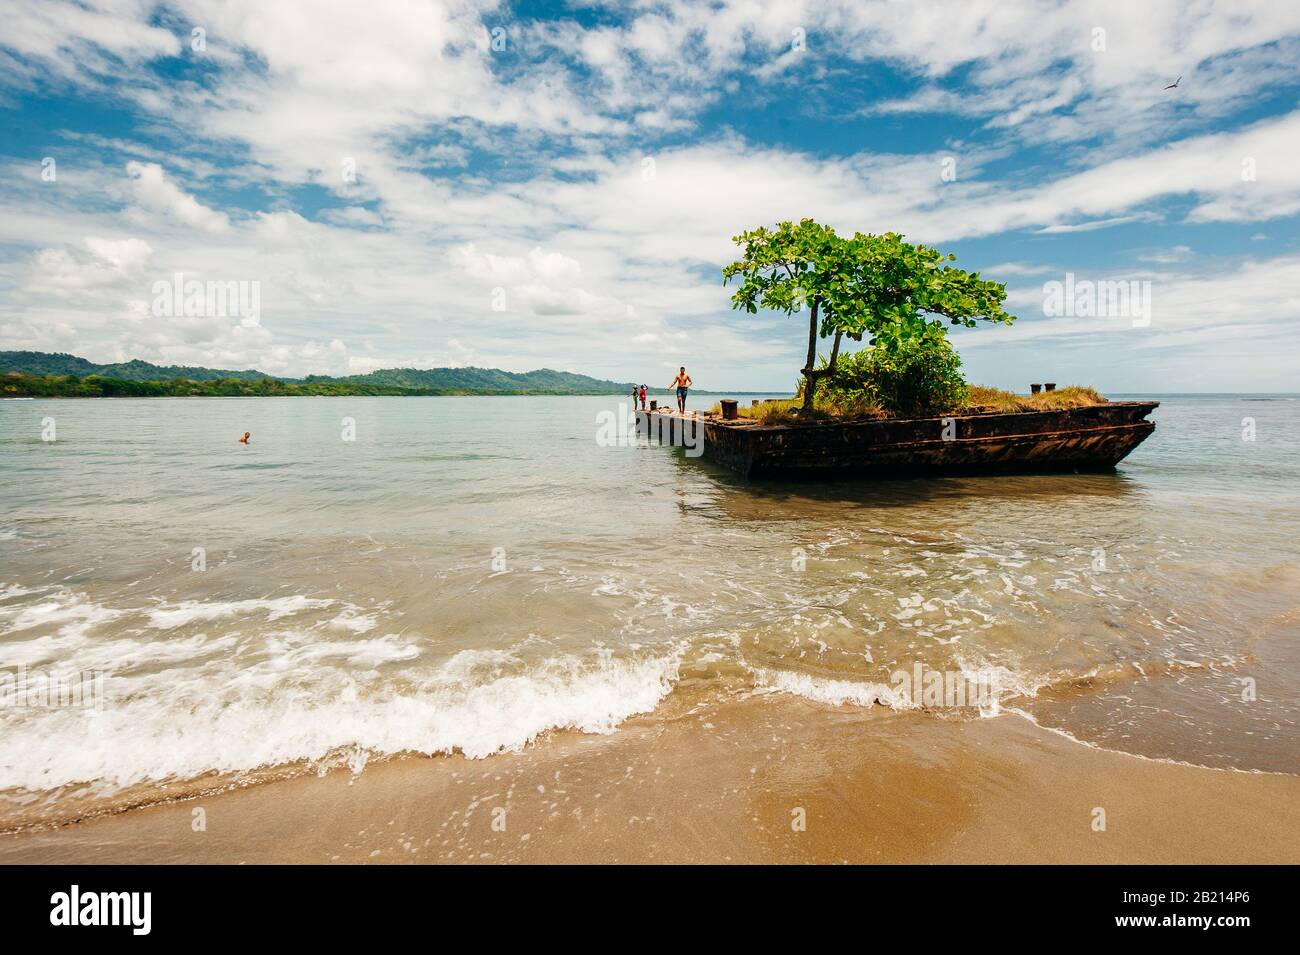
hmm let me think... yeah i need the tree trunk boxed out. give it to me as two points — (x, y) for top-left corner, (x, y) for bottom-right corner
(827, 328), (843, 374)
(801, 300), (820, 414)
(800, 308), (844, 415)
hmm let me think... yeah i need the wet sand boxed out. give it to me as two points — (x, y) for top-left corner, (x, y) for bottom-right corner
(3, 694), (1298, 864)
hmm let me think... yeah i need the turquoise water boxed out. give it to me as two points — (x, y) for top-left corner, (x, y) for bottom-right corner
(1, 394), (1298, 823)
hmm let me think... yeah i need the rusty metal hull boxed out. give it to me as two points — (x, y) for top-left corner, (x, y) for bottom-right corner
(637, 402), (1158, 480)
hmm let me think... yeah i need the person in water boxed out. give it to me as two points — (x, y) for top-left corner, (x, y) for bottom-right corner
(239, 432), (251, 444)
(670, 367), (692, 413)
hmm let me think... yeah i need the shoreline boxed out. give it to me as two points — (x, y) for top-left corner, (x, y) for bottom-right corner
(4, 695), (1297, 865)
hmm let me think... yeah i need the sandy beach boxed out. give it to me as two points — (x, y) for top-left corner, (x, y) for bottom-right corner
(5, 694), (1297, 865)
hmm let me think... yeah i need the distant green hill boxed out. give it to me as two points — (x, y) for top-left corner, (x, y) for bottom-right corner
(325, 366), (634, 393)
(0, 351), (274, 382)
(0, 351), (641, 396)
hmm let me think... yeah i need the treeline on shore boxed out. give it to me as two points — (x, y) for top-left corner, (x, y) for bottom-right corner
(1, 372), (619, 398)
(0, 350), (640, 394)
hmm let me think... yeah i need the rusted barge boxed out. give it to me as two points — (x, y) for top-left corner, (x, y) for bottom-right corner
(636, 401), (1158, 480)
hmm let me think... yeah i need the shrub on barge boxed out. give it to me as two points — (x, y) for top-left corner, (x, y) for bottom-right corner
(824, 327), (968, 418)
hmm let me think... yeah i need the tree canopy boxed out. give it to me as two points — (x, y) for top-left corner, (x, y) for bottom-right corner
(723, 219), (1015, 411)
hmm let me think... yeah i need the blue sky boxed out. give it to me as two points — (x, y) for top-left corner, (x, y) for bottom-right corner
(1, 0), (1299, 391)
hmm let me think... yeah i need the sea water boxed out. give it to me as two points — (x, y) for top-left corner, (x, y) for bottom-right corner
(1, 394), (1297, 824)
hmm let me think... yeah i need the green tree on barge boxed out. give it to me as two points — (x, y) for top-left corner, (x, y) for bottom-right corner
(722, 219), (1016, 413)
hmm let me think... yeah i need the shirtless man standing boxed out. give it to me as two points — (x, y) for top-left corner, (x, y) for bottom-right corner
(670, 367), (692, 413)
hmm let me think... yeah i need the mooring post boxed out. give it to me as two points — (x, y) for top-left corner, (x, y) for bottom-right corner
(1044, 382), (1056, 392)
(720, 399), (738, 420)
(1030, 383), (1042, 394)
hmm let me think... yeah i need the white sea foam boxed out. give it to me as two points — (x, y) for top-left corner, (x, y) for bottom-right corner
(0, 632), (238, 672)
(951, 658), (1044, 717)
(752, 659), (1047, 718)
(146, 595), (334, 629)
(0, 649), (681, 793)
(751, 667), (915, 710)
(0, 594), (123, 636)
(328, 609), (378, 633)
(268, 632), (419, 667)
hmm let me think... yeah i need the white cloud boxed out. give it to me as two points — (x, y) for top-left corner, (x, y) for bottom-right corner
(450, 244), (632, 319)
(1036, 215), (1156, 234)
(0, 0), (178, 85)
(126, 162), (230, 233)
(0, 315), (77, 351)
(82, 236), (152, 271)
(980, 261), (1056, 277)
(20, 235), (153, 304)
(1137, 245), (1193, 264)
(907, 110), (1300, 240)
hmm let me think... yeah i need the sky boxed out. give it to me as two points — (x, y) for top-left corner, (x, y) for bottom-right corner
(1, 0), (1298, 392)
